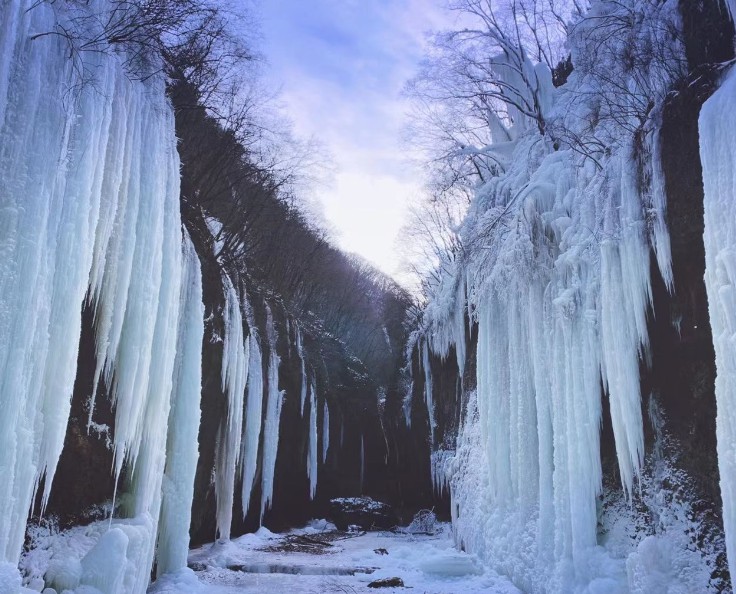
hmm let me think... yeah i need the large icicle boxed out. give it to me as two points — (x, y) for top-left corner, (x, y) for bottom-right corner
(240, 330), (264, 517)
(296, 324), (308, 416)
(421, 339), (436, 445)
(157, 233), (204, 577)
(699, 64), (736, 583)
(322, 398), (330, 464)
(260, 304), (284, 521)
(307, 382), (318, 499)
(214, 277), (249, 541)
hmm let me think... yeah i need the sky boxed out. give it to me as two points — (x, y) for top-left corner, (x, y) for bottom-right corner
(256, 0), (450, 282)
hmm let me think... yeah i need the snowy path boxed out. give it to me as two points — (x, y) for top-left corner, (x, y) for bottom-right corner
(150, 523), (521, 593)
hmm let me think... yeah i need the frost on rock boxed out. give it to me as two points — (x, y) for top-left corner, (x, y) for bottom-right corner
(0, 1), (206, 590)
(260, 304), (284, 522)
(700, 63), (736, 584)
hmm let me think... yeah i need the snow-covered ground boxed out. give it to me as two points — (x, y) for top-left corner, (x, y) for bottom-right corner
(149, 521), (521, 594)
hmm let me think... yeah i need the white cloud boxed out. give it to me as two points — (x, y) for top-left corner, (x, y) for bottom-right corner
(256, 0), (451, 279)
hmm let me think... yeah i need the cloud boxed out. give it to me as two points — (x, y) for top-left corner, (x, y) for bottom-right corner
(257, 0), (450, 279)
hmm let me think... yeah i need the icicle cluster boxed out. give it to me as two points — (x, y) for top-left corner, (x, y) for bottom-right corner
(416, 0), (688, 590)
(0, 1), (206, 591)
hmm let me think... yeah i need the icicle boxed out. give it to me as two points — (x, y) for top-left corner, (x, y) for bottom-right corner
(321, 398), (330, 464)
(421, 339), (436, 445)
(240, 331), (263, 517)
(307, 382), (318, 500)
(260, 304), (284, 521)
(360, 434), (365, 493)
(214, 276), (249, 541)
(157, 232), (204, 577)
(402, 380), (414, 428)
(296, 324), (308, 416)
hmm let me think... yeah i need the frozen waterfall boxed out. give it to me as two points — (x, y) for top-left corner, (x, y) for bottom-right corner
(0, 1), (205, 591)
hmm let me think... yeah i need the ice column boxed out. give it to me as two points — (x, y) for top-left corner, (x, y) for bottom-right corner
(157, 234), (204, 576)
(307, 383), (318, 499)
(240, 331), (264, 516)
(214, 277), (248, 540)
(260, 304), (284, 521)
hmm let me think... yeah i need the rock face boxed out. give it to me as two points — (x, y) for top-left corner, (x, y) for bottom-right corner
(368, 576), (404, 588)
(328, 498), (399, 531)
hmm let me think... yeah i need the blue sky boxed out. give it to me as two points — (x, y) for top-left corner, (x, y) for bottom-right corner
(257, 0), (449, 281)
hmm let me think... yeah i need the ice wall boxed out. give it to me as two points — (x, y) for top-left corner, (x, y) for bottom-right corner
(0, 1), (207, 590)
(415, 1), (692, 590)
(700, 63), (736, 584)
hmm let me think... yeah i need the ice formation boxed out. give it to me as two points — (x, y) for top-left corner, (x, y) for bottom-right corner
(420, 339), (435, 445)
(0, 0), (210, 590)
(260, 304), (284, 521)
(157, 234), (205, 576)
(360, 434), (366, 492)
(240, 331), (264, 516)
(296, 325), (308, 415)
(215, 277), (249, 540)
(307, 382), (318, 499)
(415, 1), (698, 590)
(700, 63), (736, 584)
(321, 399), (330, 464)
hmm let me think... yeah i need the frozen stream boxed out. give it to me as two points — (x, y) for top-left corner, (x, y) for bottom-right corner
(149, 522), (521, 593)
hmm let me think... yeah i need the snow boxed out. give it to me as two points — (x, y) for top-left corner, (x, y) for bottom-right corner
(699, 62), (736, 585)
(150, 522), (521, 594)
